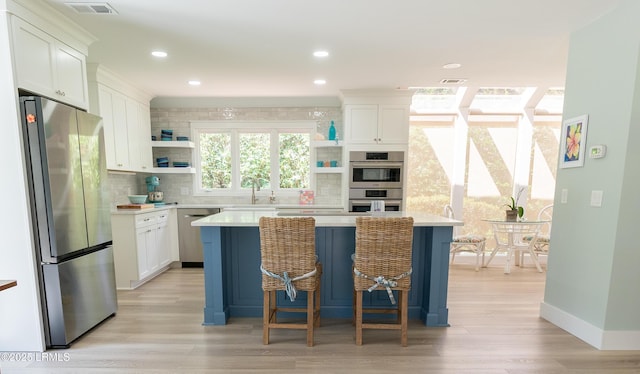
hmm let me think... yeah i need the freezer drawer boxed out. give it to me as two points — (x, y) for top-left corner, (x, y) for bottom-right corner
(178, 208), (220, 267)
(42, 246), (117, 348)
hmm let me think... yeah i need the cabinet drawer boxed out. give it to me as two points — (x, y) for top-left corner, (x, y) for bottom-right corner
(135, 213), (157, 228)
(156, 212), (170, 226)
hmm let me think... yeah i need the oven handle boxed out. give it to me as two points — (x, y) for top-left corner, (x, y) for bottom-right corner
(349, 162), (403, 169)
(349, 199), (403, 206)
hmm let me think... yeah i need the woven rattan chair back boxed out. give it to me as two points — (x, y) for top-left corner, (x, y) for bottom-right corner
(353, 216), (414, 292)
(259, 216), (317, 292)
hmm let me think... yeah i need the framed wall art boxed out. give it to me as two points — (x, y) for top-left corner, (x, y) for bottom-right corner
(560, 114), (589, 168)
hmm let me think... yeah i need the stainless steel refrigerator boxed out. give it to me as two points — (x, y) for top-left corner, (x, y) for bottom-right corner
(20, 96), (117, 348)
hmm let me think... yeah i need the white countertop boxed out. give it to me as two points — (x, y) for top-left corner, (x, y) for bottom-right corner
(191, 210), (463, 227)
(111, 203), (344, 215)
(111, 204), (177, 215)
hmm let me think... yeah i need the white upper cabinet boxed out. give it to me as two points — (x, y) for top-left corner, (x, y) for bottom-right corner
(88, 65), (153, 173)
(345, 104), (409, 145)
(135, 103), (153, 172)
(11, 16), (88, 109)
(98, 84), (130, 171)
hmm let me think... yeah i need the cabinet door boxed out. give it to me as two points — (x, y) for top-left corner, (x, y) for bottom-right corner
(125, 98), (141, 170)
(378, 105), (409, 144)
(110, 89), (131, 170)
(147, 225), (160, 273)
(54, 43), (88, 108)
(136, 226), (153, 279)
(156, 221), (171, 267)
(346, 105), (379, 144)
(98, 86), (117, 170)
(136, 103), (153, 171)
(11, 17), (88, 109)
(11, 17), (56, 98)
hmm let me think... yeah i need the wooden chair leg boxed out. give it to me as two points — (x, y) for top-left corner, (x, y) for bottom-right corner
(352, 289), (356, 326)
(396, 290), (402, 323)
(355, 291), (363, 345)
(262, 291), (269, 345)
(269, 290), (277, 323)
(306, 290), (314, 347)
(400, 290), (408, 347)
(314, 283), (321, 328)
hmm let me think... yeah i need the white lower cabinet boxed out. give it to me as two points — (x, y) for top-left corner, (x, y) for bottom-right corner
(112, 209), (177, 289)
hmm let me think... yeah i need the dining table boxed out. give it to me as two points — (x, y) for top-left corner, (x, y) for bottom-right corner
(483, 219), (549, 274)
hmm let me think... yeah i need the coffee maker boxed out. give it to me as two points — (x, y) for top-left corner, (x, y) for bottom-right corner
(145, 176), (164, 204)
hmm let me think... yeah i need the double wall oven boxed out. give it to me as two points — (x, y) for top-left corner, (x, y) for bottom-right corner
(348, 151), (404, 212)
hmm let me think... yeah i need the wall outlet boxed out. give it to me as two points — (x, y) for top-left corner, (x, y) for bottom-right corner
(180, 187), (189, 195)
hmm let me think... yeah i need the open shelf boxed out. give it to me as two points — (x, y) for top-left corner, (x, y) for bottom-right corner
(151, 140), (195, 148)
(313, 167), (345, 174)
(312, 140), (342, 148)
(150, 167), (195, 174)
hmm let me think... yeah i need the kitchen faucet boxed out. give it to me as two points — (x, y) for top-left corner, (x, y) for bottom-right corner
(246, 177), (268, 204)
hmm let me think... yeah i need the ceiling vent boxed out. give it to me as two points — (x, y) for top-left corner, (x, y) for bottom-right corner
(439, 78), (467, 84)
(65, 2), (118, 15)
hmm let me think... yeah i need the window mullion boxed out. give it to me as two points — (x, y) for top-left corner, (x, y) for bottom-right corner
(271, 129), (279, 192)
(231, 129), (241, 193)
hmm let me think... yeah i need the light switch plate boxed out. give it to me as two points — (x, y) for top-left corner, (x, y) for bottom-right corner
(591, 190), (603, 207)
(561, 189), (568, 204)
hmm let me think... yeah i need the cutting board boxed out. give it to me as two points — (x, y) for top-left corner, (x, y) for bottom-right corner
(117, 204), (155, 210)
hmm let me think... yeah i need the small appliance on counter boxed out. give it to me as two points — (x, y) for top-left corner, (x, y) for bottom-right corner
(145, 176), (164, 205)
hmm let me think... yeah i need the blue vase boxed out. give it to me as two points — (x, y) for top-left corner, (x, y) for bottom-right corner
(328, 120), (336, 141)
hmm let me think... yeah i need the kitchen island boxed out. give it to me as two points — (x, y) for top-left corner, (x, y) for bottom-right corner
(192, 210), (462, 327)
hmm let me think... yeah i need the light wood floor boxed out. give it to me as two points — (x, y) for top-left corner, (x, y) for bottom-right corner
(4, 257), (640, 373)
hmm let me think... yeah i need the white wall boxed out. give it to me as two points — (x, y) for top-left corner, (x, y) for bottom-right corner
(0, 8), (45, 351)
(541, 0), (640, 350)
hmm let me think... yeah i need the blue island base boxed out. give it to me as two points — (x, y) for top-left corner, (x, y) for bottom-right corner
(200, 225), (452, 327)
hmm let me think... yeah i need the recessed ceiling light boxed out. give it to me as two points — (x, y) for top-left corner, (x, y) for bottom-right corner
(313, 51), (329, 58)
(314, 79), (326, 85)
(188, 80), (201, 86)
(151, 51), (167, 58)
(443, 63), (462, 69)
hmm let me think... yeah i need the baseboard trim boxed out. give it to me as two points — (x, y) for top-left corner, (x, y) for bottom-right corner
(540, 302), (640, 350)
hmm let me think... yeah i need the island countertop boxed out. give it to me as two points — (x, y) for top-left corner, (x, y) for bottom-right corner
(192, 210), (463, 227)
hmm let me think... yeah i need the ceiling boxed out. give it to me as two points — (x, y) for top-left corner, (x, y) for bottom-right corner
(42, 0), (621, 99)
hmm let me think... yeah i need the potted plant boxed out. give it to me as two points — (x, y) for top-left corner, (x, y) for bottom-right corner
(505, 187), (525, 221)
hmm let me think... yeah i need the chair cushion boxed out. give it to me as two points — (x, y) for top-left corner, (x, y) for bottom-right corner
(453, 235), (485, 243)
(523, 235), (550, 243)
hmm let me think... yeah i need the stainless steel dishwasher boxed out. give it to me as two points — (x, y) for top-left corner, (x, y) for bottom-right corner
(178, 208), (220, 267)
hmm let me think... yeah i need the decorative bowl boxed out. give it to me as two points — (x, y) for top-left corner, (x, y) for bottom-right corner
(128, 195), (148, 204)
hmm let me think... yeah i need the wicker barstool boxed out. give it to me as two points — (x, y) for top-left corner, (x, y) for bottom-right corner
(259, 216), (322, 347)
(353, 216), (414, 346)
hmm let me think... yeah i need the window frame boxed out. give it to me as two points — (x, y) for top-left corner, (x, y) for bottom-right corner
(191, 120), (315, 197)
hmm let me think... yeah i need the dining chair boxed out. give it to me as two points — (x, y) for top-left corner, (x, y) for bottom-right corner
(353, 216), (414, 346)
(259, 216), (322, 347)
(523, 204), (553, 258)
(487, 222), (543, 274)
(444, 205), (487, 271)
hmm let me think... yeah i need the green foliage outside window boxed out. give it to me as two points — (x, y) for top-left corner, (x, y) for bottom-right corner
(239, 133), (271, 189)
(197, 128), (310, 191)
(200, 132), (231, 188)
(279, 133), (310, 189)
